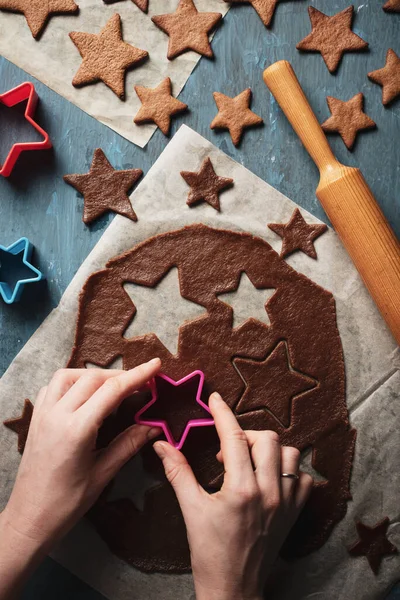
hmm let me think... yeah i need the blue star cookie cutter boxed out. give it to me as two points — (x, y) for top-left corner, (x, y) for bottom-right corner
(0, 238), (44, 304)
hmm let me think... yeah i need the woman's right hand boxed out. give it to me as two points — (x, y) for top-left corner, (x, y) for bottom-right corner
(154, 392), (313, 600)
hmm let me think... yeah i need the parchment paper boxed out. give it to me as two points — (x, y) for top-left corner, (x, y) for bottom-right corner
(0, 0), (228, 147)
(0, 125), (398, 600)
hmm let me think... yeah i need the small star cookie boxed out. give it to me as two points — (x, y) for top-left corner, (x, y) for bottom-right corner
(368, 49), (400, 106)
(0, 0), (78, 39)
(210, 88), (263, 147)
(181, 157), (233, 211)
(348, 518), (397, 574)
(383, 0), (400, 12)
(321, 93), (376, 150)
(268, 208), (327, 259)
(134, 77), (188, 135)
(3, 399), (33, 454)
(104, 0), (148, 9)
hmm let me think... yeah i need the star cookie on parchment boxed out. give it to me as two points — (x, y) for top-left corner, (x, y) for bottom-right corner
(210, 88), (263, 147)
(383, 0), (400, 12)
(321, 93), (376, 150)
(103, 0), (148, 10)
(133, 77), (188, 135)
(224, 0), (279, 27)
(181, 157), (233, 211)
(63, 148), (142, 224)
(0, 0), (78, 39)
(69, 14), (148, 99)
(368, 49), (400, 106)
(152, 0), (222, 60)
(348, 518), (397, 574)
(3, 399), (33, 454)
(268, 208), (327, 259)
(296, 6), (368, 74)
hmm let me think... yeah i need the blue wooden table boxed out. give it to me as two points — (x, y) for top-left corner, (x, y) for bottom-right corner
(0, 0), (398, 597)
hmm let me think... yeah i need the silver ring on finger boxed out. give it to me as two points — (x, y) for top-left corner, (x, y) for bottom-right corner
(280, 472), (299, 480)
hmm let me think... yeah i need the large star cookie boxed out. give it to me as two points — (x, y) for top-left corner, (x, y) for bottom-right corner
(268, 208), (327, 259)
(348, 518), (397, 574)
(321, 93), (376, 150)
(3, 399), (34, 454)
(134, 77), (188, 135)
(63, 148), (142, 224)
(69, 14), (148, 99)
(0, 0), (78, 39)
(225, 0), (280, 27)
(368, 49), (400, 106)
(152, 0), (222, 60)
(383, 0), (400, 12)
(181, 157), (233, 211)
(210, 88), (263, 147)
(296, 6), (368, 73)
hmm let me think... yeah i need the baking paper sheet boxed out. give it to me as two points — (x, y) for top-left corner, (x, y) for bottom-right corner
(0, 0), (228, 147)
(0, 125), (398, 600)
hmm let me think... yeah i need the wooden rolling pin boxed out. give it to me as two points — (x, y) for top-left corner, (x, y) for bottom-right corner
(263, 60), (400, 345)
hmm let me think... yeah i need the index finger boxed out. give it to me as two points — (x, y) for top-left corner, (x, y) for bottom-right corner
(209, 392), (255, 491)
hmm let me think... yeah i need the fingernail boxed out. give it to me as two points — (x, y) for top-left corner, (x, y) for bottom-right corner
(210, 392), (222, 403)
(153, 441), (169, 459)
(148, 357), (161, 366)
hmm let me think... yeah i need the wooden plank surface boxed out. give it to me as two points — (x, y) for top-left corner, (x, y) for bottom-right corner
(0, 0), (398, 597)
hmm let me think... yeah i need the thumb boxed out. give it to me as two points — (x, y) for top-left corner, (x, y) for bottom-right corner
(153, 441), (204, 513)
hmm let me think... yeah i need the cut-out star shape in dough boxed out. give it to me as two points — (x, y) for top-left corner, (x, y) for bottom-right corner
(296, 6), (368, 73)
(134, 77), (188, 136)
(85, 356), (124, 370)
(152, 0), (222, 60)
(383, 0), (400, 12)
(210, 88), (263, 147)
(217, 272), (275, 328)
(0, 0), (78, 39)
(3, 399), (33, 454)
(368, 49), (400, 106)
(69, 14), (148, 99)
(234, 342), (316, 427)
(64, 148), (142, 224)
(181, 157), (233, 211)
(268, 208), (328, 260)
(123, 267), (207, 355)
(348, 518), (397, 574)
(225, 0), (279, 27)
(321, 93), (376, 150)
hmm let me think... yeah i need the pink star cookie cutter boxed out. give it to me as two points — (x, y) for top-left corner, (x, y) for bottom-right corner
(135, 370), (215, 451)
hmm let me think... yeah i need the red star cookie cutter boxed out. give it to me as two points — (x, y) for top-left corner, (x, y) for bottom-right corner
(0, 82), (52, 177)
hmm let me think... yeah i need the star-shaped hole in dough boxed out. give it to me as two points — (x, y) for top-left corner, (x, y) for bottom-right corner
(210, 88), (263, 147)
(368, 49), (400, 106)
(181, 157), (233, 212)
(69, 14), (148, 99)
(234, 341), (317, 428)
(123, 267), (207, 355)
(321, 93), (376, 150)
(217, 272), (276, 329)
(85, 356), (124, 370)
(64, 148), (142, 225)
(348, 517), (397, 574)
(268, 208), (327, 260)
(3, 399), (33, 454)
(225, 0), (279, 27)
(134, 77), (188, 136)
(0, 0), (78, 39)
(300, 448), (328, 483)
(296, 6), (368, 73)
(152, 0), (222, 60)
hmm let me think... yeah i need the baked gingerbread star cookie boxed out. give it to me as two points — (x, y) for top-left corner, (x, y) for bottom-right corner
(152, 0), (222, 60)
(368, 49), (400, 106)
(224, 0), (280, 27)
(321, 93), (376, 150)
(383, 0), (400, 12)
(268, 208), (327, 259)
(134, 77), (188, 135)
(3, 399), (33, 454)
(63, 148), (142, 224)
(0, 0), (78, 39)
(296, 6), (368, 73)
(181, 157), (233, 211)
(69, 14), (148, 99)
(210, 88), (263, 146)
(348, 517), (397, 574)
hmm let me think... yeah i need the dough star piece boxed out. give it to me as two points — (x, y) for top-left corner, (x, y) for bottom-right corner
(348, 517), (397, 574)
(103, 0), (148, 10)
(296, 6), (368, 74)
(225, 0), (279, 27)
(383, 0), (400, 12)
(268, 208), (328, 259)
(63, 148), (142, 224)
(321, 93), (376, 150)
(134, 77), (188, 135)
(0, 0), (78, 39)
(3, 399), (33, 454)
(368, 49), (400, 106)
(69, 13), (148, 99)
(181, 157), (233, 211)
(152, 0), (222, 60)
(210, 88), (263, 147)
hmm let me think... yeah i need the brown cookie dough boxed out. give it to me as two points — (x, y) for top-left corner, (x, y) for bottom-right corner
(368, 49), (400, 106)
(296, 6), (368, 73)
(268, 208), (328, 259)
(69, 14), (148, 99)
(210, 88), (263, 146)
(152, 0), (222, 60)
(225, 0), (279, 27)
(63, 148), (142, 224)
(348, 517), (397, 574)
(181, 157), (233, 211)
(3, 399), (33, 454)
(383, 0), (400, 12)
(134, 77), (188, 135)
(321, 93), (376, 150)
(0, 0), (78, 39)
